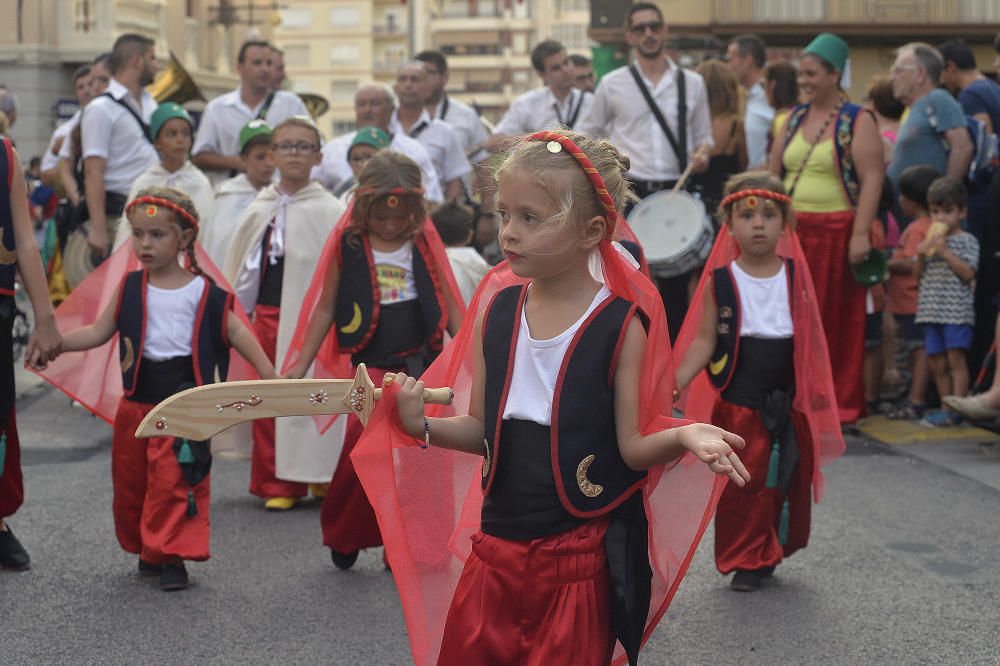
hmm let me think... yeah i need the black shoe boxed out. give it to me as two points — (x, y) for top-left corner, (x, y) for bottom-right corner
(756, 565), (776, 578)
(159, 562), (189, 591)
(330, 549), (359, 570)
(730, 570), (762, 592)
(138, 558), (163, 576)
(0, 527), (31, 571)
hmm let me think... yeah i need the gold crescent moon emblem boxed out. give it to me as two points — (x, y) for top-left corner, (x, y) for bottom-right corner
(120, 336), (135, 374)
(339, 302), (363, 334)
(709, 353), (728, 376)
(0, 229), (16, 265)
(482, 440), (491, 478)
(576, 455), (604, 498)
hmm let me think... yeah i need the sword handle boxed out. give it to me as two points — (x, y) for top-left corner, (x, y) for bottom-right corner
(375, 375), (454, 406)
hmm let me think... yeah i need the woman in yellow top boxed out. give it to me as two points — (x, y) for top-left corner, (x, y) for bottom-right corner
(768, 33), (883, 423)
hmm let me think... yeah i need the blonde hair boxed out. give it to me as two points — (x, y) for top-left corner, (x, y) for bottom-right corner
(131, 186), (211, 282)
(493, 130), (632, 245)
(696, 60), (745, 118)
(718, 171), (794, 227)
(348, 150), (425, 240)
(273, 115), (322, 147)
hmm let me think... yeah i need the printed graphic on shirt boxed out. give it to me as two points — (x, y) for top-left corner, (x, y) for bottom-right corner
(376, 263), (411, 304)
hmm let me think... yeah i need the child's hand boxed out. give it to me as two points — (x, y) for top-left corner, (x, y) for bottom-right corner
(282, 362), (307, 380)
(25, 320), (61, 369)
(918, 233), (945, 257)
(389, 372), (427, 439)
(675, 423), (750, 487)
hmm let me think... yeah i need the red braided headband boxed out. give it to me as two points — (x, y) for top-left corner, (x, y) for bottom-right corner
(526, 131), (618, 237)
(125, 196), (200, 232)
(720, 188), (792, 211)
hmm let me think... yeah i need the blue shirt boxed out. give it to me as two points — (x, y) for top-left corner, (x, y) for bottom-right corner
(888, 89), (967, 187)
(959, 78), (1000, 136)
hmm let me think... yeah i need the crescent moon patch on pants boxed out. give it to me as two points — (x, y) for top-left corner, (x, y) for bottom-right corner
(120, 336), (135, 374)
(0, 229), (16, 265)
(576, 454), (604, 498)
(339, 302), (363, 334)
(709, 353), (728, 376)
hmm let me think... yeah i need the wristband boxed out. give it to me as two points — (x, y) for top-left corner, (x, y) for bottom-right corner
(421, 417), (430, 449)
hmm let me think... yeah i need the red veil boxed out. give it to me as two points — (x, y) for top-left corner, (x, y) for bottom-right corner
(349, 223), (727, 664)
(34, 243), (255, 424)
(673, 227), (845, 502)
(282, 201), (466, 433)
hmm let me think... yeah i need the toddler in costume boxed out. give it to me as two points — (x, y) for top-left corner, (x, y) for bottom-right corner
(35, 187), (275, 590)
(674, 172), (844, 592)
(348, 131), (750, 666)
(284, 150), (465, 569)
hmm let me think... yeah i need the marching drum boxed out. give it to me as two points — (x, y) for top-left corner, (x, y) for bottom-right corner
(63, 218), (120, 289)
(627, 189), (714, 279)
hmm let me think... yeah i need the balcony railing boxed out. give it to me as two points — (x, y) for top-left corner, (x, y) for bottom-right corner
(714, 0), (1000, 23)
(58, 0), (164, 60)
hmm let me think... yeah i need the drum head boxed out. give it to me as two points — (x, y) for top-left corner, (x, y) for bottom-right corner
(63, 219), (118, 289)
(626, 190), (709, 265)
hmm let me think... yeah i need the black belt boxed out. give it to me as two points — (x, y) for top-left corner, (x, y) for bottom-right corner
(632, 179), (679, 194)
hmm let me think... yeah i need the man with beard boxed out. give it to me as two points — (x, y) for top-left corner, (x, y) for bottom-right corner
(578, 1), (711, 340)
(81, 34), (161, 257)
(392, 61), (469, 202)
(193, 41), (308, 186)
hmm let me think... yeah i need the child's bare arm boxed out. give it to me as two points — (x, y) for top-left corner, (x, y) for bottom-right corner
(57, 291), (119, 357)
(938, 245), (976, 283)
(614, 316), (749, 485)
(887, 253), (918, 275)
(443, 279), (465, 338)
(674, 282), (719, 391)
(284, 254), (340, 378)
(227, 312), (277, 380)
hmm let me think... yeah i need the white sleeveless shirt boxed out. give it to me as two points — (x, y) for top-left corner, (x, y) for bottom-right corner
(143, 276), (205, 360)
(730, 261), (793, 338)
(502, 285), (612, 426)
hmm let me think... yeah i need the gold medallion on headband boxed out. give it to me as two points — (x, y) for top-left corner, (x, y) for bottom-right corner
(386, 195), (399, 208)
(546, 140), (562, 154)
(146, 205), (158, 217)
(745, 196), (758, 210)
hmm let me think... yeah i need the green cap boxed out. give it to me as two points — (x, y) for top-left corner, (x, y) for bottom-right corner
(350, 126), (391, 153)
(850, 248), (887, 286)
(149, 102), (193, 142)
(238, 119), (273, 154)
(803, 33), (849, 73)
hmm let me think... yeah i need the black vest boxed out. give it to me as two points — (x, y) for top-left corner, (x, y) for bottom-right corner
(708, 259), (795, 392)
(0, 138), (16, 296)
(334, 233), (446, 356)
(115, 271), (234, 397)
(481, 285), (647, 518)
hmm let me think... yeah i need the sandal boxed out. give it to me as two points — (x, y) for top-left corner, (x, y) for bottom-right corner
(887, 399), (924, 420)
(921, 409), (963, 428)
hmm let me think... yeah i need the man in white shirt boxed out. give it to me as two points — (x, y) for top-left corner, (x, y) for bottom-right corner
(312, 83), (444, 203)
(415, 50), (490, 162)
(82, 34), (160, 256)
(58, 53), (111, 208)
(192, 40), (308, 185)
(486, 40), (593, 152)
(576, 2), (712, 340)
(727, 34), (774, 168)
(40, 65), (92, 188)
(392, 61), (470, 202)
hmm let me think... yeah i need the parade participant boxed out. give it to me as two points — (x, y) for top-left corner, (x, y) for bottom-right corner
(283, 150), (464, 569)
(915, 177), (979, 427)
(727, 34), (773, 168)
(335, 125), (391, 202)
(392, 61), (470, 202)
(675, 172), (843, 591)
(112, 103), (214, 250)
(691, 60), (748, 216)
(223, 116), (346, 510)
(769, 32), (883, 423)
(81, 34), (160, 258)
(487, 40), (592, 151)
(0, 137), (62, 570)
(313, 83), (443, 203)
(201, 120), (275, 269)
(0, 89), (17, 131)
(348, 130), (748, 666)
(415, 51), (490, 162)
(570, 53), (596, 93)
(58, 53), (111, 208)
(430, 200), (490, 305)
(40, 65), (92, 188)
(192, 40), (308, 186)
(764, 61), (799, 153)
(269, 46), (286, 91)
(37, 186), (274, 590)
(578, 2), (712, 341)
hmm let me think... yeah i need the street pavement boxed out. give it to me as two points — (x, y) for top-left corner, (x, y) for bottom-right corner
(4, 368), (1000, 665)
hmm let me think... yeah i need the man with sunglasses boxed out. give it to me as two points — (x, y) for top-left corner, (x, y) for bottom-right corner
(578, 1), (712, 340)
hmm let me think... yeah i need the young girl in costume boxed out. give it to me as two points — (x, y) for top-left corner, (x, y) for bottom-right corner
(674, 172), (844, 592)
(223, 116), (347, 511)
(352, 131), (750, 666)
(284, 150), (465, 569)
(38, 186), (275, 591)
(1, 137), (62, 570)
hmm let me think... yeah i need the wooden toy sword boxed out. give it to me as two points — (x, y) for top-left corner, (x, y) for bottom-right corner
(133, 363), (453, 440)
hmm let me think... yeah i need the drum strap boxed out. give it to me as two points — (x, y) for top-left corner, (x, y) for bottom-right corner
(553, 90), (587, 130)
(629, 65), (687, 172)
(255, 92), (276, 121)
(102, 93), (153, 145)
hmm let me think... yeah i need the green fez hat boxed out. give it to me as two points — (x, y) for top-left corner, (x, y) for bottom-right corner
(850, 248), (887, 286)
(803, 32), (849, 73)
(150, 102), (193, 141)
(350, 125), (392, 153)
(238, 119), (273, 154)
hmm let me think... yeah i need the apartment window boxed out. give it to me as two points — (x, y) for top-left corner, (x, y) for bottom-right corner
(283, 44), (310, 67)
(332, 119), (356, 137)
(551, 24), (590, 50)
(281, 8), (311, 29)
(330, 6), (362, 28)
(330, 80), (357, 104)
(330, 44), (361, 65)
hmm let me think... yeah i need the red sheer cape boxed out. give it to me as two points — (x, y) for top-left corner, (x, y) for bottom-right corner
(673, 228), (845, 502)
(33, 243), (256, 424)
(350, 238), (726, 665)
(282, 202), (466, 433)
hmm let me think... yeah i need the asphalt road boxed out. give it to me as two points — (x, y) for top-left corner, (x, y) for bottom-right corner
(3, 380), (1000, 665)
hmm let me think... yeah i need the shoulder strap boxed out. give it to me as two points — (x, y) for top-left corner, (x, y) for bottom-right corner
(629, 65), (686, 171)
(256, 92), (276, 121)
(102, 92), (154, 145)
(677, 66), (687, 170)
(564, 90), (588, 130)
